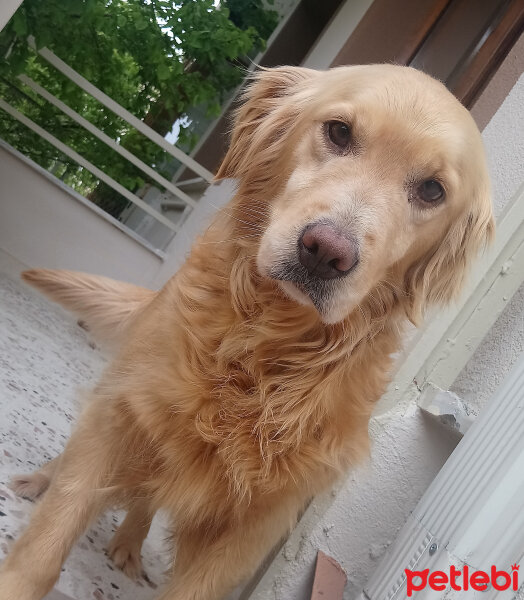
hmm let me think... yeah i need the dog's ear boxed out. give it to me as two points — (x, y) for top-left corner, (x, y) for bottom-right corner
(215, 66), (317, 187)
(404, 183), (495, 324)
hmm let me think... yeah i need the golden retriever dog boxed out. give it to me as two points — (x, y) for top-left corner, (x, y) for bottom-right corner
(0, 64), (494, 600)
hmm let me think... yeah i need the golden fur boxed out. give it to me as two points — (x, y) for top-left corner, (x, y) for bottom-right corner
(0, 65), (493, 600)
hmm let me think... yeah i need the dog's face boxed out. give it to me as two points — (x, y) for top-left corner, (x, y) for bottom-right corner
(217, 65), (494, 324)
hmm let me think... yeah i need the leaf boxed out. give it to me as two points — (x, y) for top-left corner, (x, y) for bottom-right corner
(13, 11), (27, 37)
(11, 12), (27, 37)
(134, 15), (148, 31)
(157, 64), (171, 81)
(7, 49), (28, 75)
(33, 29), (55, 50)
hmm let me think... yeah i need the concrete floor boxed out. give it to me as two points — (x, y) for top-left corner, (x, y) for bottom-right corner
(45, 590), (75, 600)
(0, 257), (171, 599)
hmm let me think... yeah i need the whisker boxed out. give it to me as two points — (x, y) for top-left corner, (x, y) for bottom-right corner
(198, 233), (262, 246)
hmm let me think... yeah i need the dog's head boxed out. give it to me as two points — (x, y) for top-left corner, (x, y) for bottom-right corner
(217, 65), (494, 325)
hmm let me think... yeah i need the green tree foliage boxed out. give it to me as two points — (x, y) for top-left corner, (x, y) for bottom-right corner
(0, 0), (278, 217)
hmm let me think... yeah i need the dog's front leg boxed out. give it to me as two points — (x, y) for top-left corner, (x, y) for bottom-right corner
(156, 498), (299, 600)
(0, 404), (119, 600)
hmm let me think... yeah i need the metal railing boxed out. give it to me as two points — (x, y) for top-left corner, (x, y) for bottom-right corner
(0, 37), (215, 248)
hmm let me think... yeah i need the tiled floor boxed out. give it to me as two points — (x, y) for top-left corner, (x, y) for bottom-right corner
(0, 269), (171, 600)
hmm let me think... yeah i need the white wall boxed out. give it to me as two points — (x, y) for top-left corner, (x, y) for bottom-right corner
(0, 146), (162, 287)
(247, 68), (524, 600)
(449, 77), (524, 414)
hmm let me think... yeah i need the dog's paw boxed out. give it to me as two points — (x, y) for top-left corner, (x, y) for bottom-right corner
(8, 473), (50, 500)
(107, 536), (144, 580)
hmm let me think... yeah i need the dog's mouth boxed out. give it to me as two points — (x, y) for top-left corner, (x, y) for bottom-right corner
(269, 260), (338, 313)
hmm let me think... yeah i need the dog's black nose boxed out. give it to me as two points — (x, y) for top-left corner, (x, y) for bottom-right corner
(298, 223), (358, 279)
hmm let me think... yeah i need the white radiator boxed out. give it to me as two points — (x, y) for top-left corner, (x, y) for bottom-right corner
(357, 352), (524, 600)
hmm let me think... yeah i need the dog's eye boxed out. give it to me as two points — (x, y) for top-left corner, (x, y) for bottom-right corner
(326, 121), (351, 150)
(416, 180), (445, 204)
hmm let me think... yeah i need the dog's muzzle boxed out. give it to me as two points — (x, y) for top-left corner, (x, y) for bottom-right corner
(269, 221), (359, 312)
